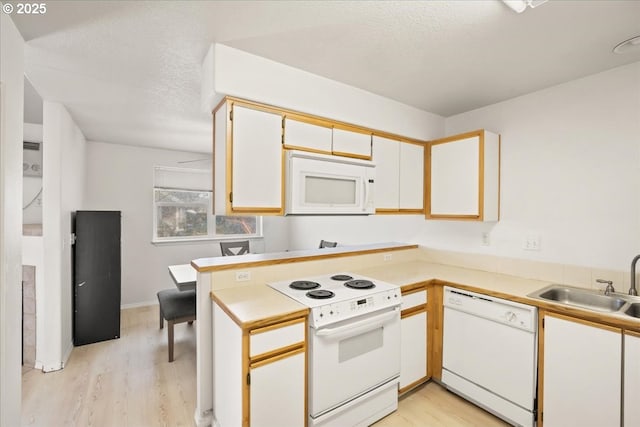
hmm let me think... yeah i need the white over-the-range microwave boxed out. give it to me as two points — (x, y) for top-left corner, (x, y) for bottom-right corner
(285, 150), (376, 215)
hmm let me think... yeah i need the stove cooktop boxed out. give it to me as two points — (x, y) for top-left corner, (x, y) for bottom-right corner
(267, 272), (399, 308)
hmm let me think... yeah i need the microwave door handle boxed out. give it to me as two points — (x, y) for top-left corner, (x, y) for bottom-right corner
(315, 308), (398, 340)
(362, 178), (367, 209)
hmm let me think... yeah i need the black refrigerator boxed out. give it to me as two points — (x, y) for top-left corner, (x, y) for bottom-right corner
(73, 210), (121, 346)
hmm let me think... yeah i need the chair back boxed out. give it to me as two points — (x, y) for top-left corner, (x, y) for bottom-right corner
(319, 240), (338, 248)
(220, 240), (250, 256)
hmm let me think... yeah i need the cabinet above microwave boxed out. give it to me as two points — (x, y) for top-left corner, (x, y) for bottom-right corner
(285, 150), (376, 215)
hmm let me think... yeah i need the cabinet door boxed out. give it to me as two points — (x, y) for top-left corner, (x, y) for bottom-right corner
(429, 135), (480, 216)
(625, 333), (640, 427)
(400, 310), (427, 391)
(231, 105), (283, 213)
(543, 314), (621, 427)
(250, 351), (305, 427)
(372, 136), (400, 210)
(284, 117), (332, 154)
(332, 127), (372, 159)
(399, 142), (424, 211)
(427, 129), (500, 221)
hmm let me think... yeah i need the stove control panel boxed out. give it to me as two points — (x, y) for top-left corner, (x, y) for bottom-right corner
(310, 288), (401, 328)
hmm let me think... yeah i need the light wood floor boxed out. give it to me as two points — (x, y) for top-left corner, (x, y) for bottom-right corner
(22, 305), (507, 427)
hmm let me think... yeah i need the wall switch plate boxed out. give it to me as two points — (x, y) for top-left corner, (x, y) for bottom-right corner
(236, 271), (251, 282)
(523, 233), (541, 251)
(383, 254), (392, 261)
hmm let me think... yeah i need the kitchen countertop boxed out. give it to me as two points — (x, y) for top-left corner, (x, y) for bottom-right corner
(211, 284), (308, 330)
(354, 260), (547, 302)
(192, 242), (417, 272)
(212, 259), (640, 332)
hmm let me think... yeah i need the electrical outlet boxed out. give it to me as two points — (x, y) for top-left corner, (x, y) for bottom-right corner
(236, 271), (251, 282)
(523, 233), (541, 251)
(482, 232), (490, 246)
(383, 254), (392, 261)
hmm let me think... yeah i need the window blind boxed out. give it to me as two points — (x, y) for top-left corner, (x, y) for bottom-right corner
(153, 166), (212, 191)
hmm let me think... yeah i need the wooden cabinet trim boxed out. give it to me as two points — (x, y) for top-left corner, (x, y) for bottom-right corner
(331, 150), (372, 161)
(401, 282), (428, 294)
(284, 113), (333, 129)
(249, 316), (306, 335)
(428, 129), (484, 145)
(242, 329), (250, 427)
(429, 285), (443, 381)
(221, 96), (427, 146)
(250, 342), (305, 367)
(625, 329), (640, 338)
(401, 304), (427, 318)
(398, 376), (430, 395)
(544, 311), (623, 334)
(426, 129), (499, 221)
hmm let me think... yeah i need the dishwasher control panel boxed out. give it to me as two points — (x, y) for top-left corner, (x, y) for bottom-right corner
(444, 287), (537, 332)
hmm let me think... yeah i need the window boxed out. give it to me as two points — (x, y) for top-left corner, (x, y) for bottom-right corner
(152, 166), (261, 242)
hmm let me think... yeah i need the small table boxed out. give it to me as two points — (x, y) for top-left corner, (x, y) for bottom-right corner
(168, 264), (197, 291)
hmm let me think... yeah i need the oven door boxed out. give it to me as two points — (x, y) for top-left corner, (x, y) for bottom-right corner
(309, 306), (400, 418)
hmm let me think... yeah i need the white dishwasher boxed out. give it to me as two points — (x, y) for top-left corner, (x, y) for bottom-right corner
(442, 286), (538, 427)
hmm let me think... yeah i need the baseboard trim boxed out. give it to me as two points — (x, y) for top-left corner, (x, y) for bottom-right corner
(121, 300), (157, 310)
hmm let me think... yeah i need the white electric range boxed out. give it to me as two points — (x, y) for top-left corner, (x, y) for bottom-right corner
(268, 272), (402, 427)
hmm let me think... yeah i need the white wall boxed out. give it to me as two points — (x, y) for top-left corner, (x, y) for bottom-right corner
(279, 61), (640, 274)
(84, 141), (289, 306)
(0, 10), (24, 426)
(438, 61), (640, 271)
(211, 44), (445, 141)
(40, 101), (87, 370)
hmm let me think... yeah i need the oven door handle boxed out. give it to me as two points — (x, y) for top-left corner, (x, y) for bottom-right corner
(315, 308), (398, 340)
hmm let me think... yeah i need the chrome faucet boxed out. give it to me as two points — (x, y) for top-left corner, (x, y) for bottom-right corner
(630, 254), (640, 296)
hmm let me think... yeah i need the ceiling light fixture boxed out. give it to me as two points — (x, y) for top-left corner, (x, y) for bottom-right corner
(613, 35), (640, 54)
(502, 0), (549, 13)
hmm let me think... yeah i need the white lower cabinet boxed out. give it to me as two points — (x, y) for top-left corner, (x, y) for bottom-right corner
(399, 287), (428, 392)
(542, 313), (621, 427)
(625, 332), (640, 427)
(213, 302), (307, 427)
(400, 311), (427, 390)
(250, 351), (306, 427)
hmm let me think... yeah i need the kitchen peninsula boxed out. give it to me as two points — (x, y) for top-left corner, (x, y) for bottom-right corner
(191, 243), (640, 427)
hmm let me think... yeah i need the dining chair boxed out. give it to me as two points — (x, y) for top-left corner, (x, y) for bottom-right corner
(220, 240), (250, 256)
(319, 240), (338, 248)
(157, 288), (196, 362)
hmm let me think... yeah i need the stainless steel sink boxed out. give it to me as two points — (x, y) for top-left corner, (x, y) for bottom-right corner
(528, 285), (627, 313)
(625, 303), (640, 318)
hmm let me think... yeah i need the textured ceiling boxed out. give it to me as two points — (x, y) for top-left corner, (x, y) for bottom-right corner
(11, 0), (640, 153)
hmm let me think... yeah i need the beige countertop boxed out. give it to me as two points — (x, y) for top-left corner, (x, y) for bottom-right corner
(212, 259), (640, 332)
(193, 242), (417, 272)
(354, 260), (549, 301)
(211, 284), (308, 330)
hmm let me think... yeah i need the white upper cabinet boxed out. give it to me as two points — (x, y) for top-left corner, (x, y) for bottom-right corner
(332, 127), (372, 159)
(372, 136), (400, 210)
(214, 100), (284, 215)
(283, 117), (332, 154)
(427, 129), (500, 221)
(399, 142), (425, 211)
(373, 136), (424, 212)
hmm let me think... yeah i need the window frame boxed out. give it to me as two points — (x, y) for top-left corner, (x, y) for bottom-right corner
(151, 166), (262, 244)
